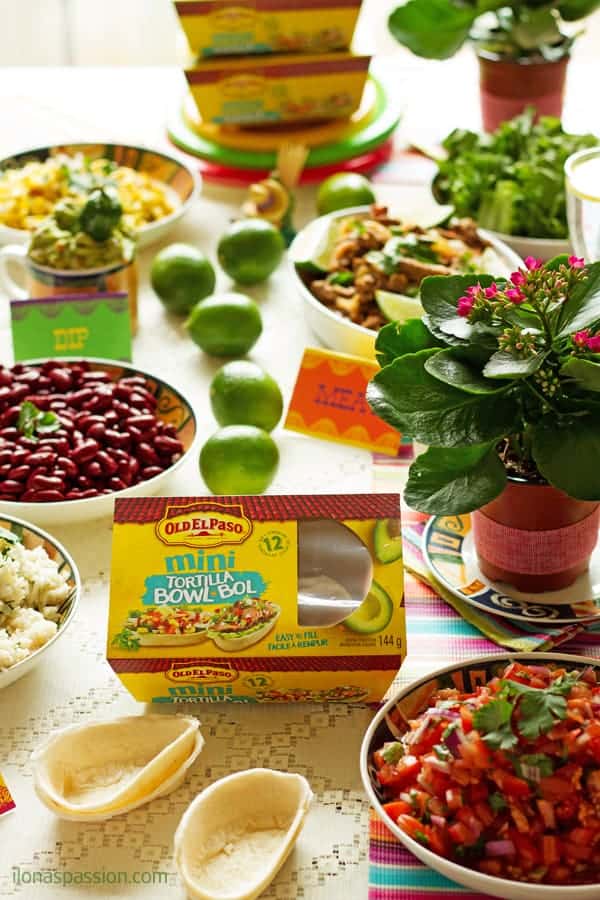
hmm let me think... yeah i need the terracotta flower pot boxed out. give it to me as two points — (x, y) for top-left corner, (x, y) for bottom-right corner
(477, 50), (569, 132)
(472, 478), (600, 592)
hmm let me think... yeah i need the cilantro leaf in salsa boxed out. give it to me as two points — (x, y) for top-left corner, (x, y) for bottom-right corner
(473, 698), (517, 750)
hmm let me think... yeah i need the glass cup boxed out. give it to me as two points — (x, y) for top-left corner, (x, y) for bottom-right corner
(565, 147), (600, 263)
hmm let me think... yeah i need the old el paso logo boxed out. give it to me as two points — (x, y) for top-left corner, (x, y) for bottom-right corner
(166, 663), (238, 685)
(156, 501), (252, 549)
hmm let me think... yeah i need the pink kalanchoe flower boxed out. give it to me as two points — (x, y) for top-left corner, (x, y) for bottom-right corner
(457, 295), (474, 317)
(586, 335), (600, 352)
(484, 283), (498, 299)
(505, 288), (525, 304)
(568, 255), (585, 269)
(524, 256), (542, 270)
(573, 329), (591, 347)
(510, 270), (526, 286)
(465, 284), (481, 297)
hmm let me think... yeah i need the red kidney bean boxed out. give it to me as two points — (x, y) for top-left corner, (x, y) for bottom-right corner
(154, 435), (184, 456)
(106, 447), (128, 461)
(82, 415), (106, 433)
(40, 437), (70, 455)
(104, 410), (119, 424)
(87, 423), (106, 441)
(11, 465), (31, 481)
(104, 429), (130, 449)
(84, 391), (113, 413)
(111, 400), (131, 417)
(71, 440), (99, 464)
(24, 489), (66, 502)
(125, 414), (156, 429)
(69, 387), (94, 408)
(48, 400), (67, 411)
(0, 464), (11, 477)
(14, 369), (40, 385)
(0, 371), (12, 386)
(1, 427), (19, 440)
(3, 480), (25, 494)
(29, 474), (65, 492)
(17, 436), (39, 450)
(10, 447), (29, 464)
(26, 450), (57, 467)
(96, 450), (118, 476)
(0, 449), (12, 465)
(0, 406), (21, 426)
(57, 456), (78, 478)
(85, 461), (103, 479)
(23, 394), (51, 410)
(137, 442), (159, 466)
(81, 371), (110, 383)
(77, 475), (92, 489)
(108, 477), (127, 491)
(48, 368), (73, 390)
(142, 466), (164, 479)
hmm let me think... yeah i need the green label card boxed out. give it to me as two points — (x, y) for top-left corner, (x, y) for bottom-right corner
(10, 292), (132, 362)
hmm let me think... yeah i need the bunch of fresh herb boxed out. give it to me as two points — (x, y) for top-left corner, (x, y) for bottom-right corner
(388, 0), (600, 61)
(367, 253), (600, 514)
(432, 110), (598, 238)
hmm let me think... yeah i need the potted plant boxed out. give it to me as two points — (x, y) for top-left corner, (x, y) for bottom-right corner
(367, 253), (600, 592)
(387, 0), (600, 131)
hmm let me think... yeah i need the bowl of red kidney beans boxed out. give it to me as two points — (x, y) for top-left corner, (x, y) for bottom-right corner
(0, 359), (197, 524)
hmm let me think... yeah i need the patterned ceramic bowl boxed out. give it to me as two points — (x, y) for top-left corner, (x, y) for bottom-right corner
(361, 652), (600, 900)
(0, 515), (80, 690)
(0, 142), (198, 249)
(0, 359), (197, 526)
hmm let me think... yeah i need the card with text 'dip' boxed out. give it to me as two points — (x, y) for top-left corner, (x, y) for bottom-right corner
(284, 347), (402, 456)
(10, 292), (132, 362)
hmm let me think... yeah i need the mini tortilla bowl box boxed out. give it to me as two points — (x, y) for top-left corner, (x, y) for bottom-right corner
(0, 772), (16, 816)
(184, 53), (371, 124)
(174, 0), (363, 57)
(107, 494), (405, 704)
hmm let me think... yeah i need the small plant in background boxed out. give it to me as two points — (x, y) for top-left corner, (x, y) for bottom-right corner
(388, 0), (600, 61)
(367, 254), (600, 514)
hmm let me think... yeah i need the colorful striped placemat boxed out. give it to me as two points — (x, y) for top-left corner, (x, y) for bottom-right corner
(369, 449), (600, 898)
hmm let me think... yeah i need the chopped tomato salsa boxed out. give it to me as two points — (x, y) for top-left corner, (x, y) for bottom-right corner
(373, 662), (600, 885)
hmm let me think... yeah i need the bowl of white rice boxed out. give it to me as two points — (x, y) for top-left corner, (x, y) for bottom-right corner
(0, 515), (79, 690)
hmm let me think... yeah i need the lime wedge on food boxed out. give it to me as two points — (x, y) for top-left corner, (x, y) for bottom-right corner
(375, 289), (424, 323)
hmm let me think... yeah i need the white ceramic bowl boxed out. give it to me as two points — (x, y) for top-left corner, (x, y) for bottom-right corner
(0, 142), (199, 249)
(0, 359), (197, 526)
(0, 515), (80, 689)
(489, 231), (571, 264)
(361, 652), (600, 900)
(289, 207), (524, 359)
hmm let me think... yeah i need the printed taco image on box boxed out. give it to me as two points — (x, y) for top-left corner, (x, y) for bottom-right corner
(175, 0), (363, 57)
(107, 494), (405, 704)
(0, 772), (15, 816)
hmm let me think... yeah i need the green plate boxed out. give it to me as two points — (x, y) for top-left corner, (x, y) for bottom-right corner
(166, 74), (400, 171)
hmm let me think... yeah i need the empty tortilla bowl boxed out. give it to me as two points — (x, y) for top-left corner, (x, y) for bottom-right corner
(174, 768), (313, 900)
(32, 714), (203, 821)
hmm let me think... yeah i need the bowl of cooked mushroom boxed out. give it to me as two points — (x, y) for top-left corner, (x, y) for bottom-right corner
(289, 204), (523, 359)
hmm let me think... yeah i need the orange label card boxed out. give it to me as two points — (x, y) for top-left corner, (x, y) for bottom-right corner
(0, 772), (15, 816)
(284, 347), (402, 455)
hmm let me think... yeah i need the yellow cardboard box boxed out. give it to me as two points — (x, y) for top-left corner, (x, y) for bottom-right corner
(185, 52), (370, 124)
(107, 494), (405, 704)
(175, 0), (362, 57)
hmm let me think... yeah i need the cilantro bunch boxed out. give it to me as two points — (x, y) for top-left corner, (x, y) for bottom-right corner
(432, 110), (598, 239)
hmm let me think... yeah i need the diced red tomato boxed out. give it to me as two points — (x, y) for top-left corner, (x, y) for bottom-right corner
(539, 774), (573, 802)
(382, 800), (411, 822)
(376, 755), (421, 791)
(493, 770), (531, 799)
(542, 835), (560, 866)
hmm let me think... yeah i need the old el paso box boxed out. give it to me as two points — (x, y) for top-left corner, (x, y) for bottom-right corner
(0, 772), (15, 816)
(175, 0), (362, 57)
(184, 52), (370, 124)
(107, 494), (405, 704)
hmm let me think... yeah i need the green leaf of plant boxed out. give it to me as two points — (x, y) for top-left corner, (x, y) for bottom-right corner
(420, 273), (498, 342)
(425, 348), (504, 393)
(375, 318), (441, 368)
(483, 350), (546, 380)
(473, 699), (517, 750)
(558, 0), (600, 21)
(368, 349), (518, 446)
(557, 261), (600, 336)
(544, 253), (571, 271)
(532, 417), (600, 499)
(560, 356), (600, 391)
(405, 443), (507, 514)
(388, 0), (477, 59)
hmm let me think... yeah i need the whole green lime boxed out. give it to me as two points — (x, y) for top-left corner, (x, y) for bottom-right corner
(210, 361), (283, 431)
(316, 173), (376, 216)
(200, 425), (279, 494)
(217, 219), (285, 285)
(186, 292), (262, 357)
(150, 243), (216, 315)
